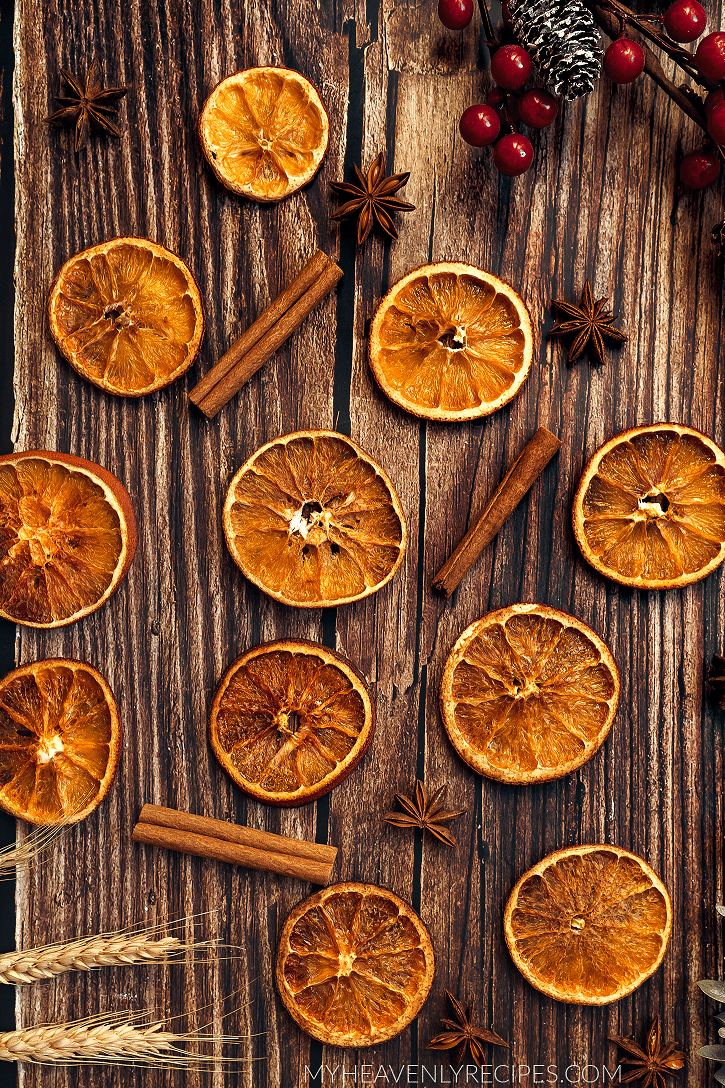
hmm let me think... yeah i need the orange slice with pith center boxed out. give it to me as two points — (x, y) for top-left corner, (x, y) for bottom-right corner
(369, 262), (534, 421)
(199, 67), (329, 201)
(0, 659), (121, 826)
(504, 845), (672, 1004)
(440, 604), (620, 784)
(48, 237), (204, 396)
(276, 882), (435, 1046)
(0, 450), (136, 628)
(209, 639), (375, 806)
(573, 423), (725, 588)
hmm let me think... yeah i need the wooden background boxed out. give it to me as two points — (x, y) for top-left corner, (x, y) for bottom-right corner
(8, 0), (725, 1084)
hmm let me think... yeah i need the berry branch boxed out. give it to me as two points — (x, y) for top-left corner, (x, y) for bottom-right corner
(592, 3), (708, 129)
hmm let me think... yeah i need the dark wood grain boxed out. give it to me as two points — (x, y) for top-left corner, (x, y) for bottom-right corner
(11, 0), (725, 1085)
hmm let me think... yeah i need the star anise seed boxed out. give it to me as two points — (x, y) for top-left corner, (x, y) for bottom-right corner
(46, 60), (128, 152)
(330, 152), (415, 245)
(384, 780), (465, 848)
(428, 991), (508, 1066)
(549, 280), (628, 366)
(707, 654), (725, 710)
(609, 1016), (685, 1088)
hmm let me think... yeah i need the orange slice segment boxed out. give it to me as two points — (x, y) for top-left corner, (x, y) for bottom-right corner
(504, 845), (672, 1004)
(222, 430), (407, 607)
(276, 882), (435, 1046)
(0, 450), (136, 628)
(48, 237), (204, 396)
(209, 639), (375, 806)
(440, 604), (620, 784)
(0, 659), (121, 826)
(573, 423), (725, 589)
(198, 67), (329, 201)
(368, 263), (534, 421)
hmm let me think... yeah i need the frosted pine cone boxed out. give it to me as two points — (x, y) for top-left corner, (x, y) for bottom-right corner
(508, 0), (602, 100)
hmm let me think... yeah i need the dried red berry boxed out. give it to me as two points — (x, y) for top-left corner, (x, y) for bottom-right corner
(459, 104), (501, 146)
(707, 100), (725, 143)
(518, 88), (559, 128)
(493, 133), (533, 176)
(491, 45), (532, 90)
(679, 146), (720, 188)
(664, 0), (707, 43)
(705, 86), (725, 115)
(437, 0), (473, 30)
(696, 32), (725, 81)
(487, 87), (520, 124)
(604, 38), (646, 83)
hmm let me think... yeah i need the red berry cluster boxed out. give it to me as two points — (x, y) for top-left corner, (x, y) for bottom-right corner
(602, 0), (724, 189)
(457, 43), (558, 176)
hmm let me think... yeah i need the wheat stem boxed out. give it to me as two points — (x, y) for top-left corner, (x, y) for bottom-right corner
(0, 1012), (247, 1067)
(0, 933), (192, 984)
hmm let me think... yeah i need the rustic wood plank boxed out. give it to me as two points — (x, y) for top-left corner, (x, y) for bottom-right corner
(11, 0), (725, 1085)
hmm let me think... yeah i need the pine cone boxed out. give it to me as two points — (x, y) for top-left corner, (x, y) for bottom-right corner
(508, 0), (602, 101)
(708, 654), (725, 710)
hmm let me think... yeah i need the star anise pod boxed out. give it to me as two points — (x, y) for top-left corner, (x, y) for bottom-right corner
(427, 991), (509, 1066)
(384, 780), (465, 848)
(707, 654), (725, 710)
(549, 280), (628, 365)
(46, 60), (128, 152)
(330, 152), (415, 245)
(609, 1017), (685, 1088)
(712, 220), (725, 255)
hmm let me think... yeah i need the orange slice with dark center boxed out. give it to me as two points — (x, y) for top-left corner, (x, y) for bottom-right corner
(198, 67), (329, 201)
(209, 639), (375, 806)
(440, 604), (620, 784)
(48, 237), (204, 396)
(504, 845), (672, 1004)
(0, 659), (121, 826)
(276, 882), (435, 1045)
(0, 450), (136, 628)
(573, 423), (725, 588)
(222, 430), (407, 607)
(369, 262), (534, 421)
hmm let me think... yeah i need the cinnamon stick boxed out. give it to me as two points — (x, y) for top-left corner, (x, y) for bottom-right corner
(432, 427), (561, 598)
(189, 251), (342, 418)
(132, 805), (337, 885)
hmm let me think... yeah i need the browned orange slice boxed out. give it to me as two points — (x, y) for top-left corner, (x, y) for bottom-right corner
(198, 67), (329, 201)
(573, 423), (725, 589)
(440, 604), (620, 784)
(222, 430), (407, 607)
(504, 845), (672, 1004)
(276, 882), (435, 1045)
(0, 450), (136, 628)
(48, 237), (204, 396)
(368, 263), (534, 421)
(209, 639), (375, 806)
(0, 659), (121, 826)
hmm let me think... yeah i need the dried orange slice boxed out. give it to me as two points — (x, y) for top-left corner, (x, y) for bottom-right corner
(276, 882), (435, 1046)
(0, 659), (121, 826)
(48, 237), (204, 396)
(440, 604), (620, 784)
(368, 263), (534, 421)
(198, 67), (329, 201)
(0, 450), (136, 628)
(504, 845), (672, 1004)
(209, 639), (375, 806)
(222, 430), (407, 607)
(573, 423), (725, 589)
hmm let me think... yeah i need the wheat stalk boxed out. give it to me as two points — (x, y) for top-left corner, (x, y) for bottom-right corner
(0, 931), (194, 985)
(0, 1010), (248, 1068)
(0, 820), (71, 879)
(0, 785), (101, 880)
